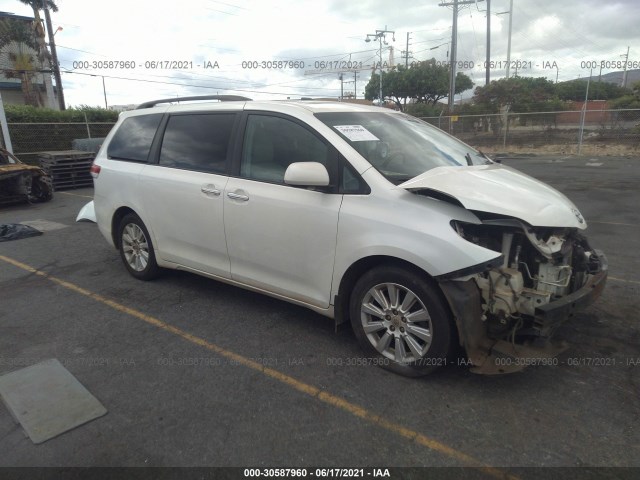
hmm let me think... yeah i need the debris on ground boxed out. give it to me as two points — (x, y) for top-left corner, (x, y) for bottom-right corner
(0, 223), (42, 242)
(0, 148), (53, 206)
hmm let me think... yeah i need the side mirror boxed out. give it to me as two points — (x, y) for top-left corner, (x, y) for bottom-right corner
(284, 162), (330, 187)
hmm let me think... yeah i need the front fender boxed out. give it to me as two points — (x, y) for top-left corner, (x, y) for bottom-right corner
(331, 192), (502, 301)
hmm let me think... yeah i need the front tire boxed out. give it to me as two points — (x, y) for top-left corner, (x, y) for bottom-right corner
(117, 213), (160, 280)
(349, 265), (454, 377)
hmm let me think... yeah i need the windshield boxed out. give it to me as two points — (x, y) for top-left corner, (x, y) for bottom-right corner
(315, 111), (490, 184)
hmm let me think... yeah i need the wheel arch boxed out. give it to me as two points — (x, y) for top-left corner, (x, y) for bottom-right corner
(334, 255), (453, 330)
(111, 206), (137, 250)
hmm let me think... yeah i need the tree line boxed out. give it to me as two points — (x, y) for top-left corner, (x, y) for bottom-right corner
(364, 58), (639, 116)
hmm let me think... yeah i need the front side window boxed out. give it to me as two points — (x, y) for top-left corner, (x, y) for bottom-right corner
(240, 115), (329, 184)
(159, 113), (235, 173)
(315, 112), (491, 184)
(107, 114), (163, 162)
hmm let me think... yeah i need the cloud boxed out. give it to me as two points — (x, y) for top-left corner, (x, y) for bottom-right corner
(0, 0), (637, 106)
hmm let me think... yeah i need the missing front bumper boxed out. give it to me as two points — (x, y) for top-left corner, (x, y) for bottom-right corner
(439, 251), (608, 375)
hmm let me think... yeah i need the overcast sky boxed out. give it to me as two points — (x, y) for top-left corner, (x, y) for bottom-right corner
(0, 0), (637, 107)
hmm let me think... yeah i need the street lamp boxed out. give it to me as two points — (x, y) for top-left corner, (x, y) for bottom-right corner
(365, 26), (395, 105)
(91, 74), (108, 109)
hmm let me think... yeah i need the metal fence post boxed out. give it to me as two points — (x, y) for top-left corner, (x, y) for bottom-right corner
(578, 105), (586, 154)
(502, 106), (510, 149)
(84, 113), (92, 139)
(0, 93), (13, 153)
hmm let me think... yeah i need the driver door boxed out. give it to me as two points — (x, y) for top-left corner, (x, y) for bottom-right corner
(223, 113), (343, 308)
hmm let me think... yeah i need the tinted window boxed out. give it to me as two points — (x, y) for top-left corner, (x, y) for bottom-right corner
(107, 114), (163, 162)
(159, 113), (235, 173)
(240, 115), (329, 183)
(341, 165), (366, 194)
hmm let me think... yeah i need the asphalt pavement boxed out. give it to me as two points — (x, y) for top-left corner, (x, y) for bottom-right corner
(0, 155), (638, 476)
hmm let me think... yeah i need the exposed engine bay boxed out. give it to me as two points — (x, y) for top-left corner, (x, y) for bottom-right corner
(444, 216), (607, 374)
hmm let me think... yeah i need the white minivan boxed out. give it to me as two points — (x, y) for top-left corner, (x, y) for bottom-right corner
(81, 96), (607, 376)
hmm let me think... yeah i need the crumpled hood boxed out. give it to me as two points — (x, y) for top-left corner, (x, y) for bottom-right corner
(399, 164), (587, 229)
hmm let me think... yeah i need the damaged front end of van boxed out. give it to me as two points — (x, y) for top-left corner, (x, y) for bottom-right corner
(401, 164), (607, 374)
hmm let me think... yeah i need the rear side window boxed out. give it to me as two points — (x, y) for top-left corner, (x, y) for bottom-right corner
(159, 113), (235, 173)
(107, 114), (163, 162)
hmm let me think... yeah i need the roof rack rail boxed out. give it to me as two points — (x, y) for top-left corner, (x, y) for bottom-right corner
(136, 95), (252, 109)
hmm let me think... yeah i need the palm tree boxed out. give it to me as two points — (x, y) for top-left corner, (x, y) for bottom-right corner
(17, 1), (59, 108)
(17, 0), (58, 14)
(0, 18), (42, 106)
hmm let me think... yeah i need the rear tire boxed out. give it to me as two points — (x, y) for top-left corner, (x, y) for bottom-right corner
(117, 213), (160, 281)
(349, 265), (454, 377)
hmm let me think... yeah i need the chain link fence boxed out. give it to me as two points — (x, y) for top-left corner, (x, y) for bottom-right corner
(420, 109), (640, 155)
(1, 122), (116, 165)
(1, 109), (639, 165)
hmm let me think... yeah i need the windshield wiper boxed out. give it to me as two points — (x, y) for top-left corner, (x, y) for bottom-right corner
(477, 149), (495, 164)
(465, 153), (473, 166)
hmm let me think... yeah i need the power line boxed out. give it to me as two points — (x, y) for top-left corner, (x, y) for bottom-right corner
(56, 45), (109, 57)
(207, 0), (250, 10)
(58, 69), (343, 97)
(204, 8), (239, 16)
(58, 57), (360, 91)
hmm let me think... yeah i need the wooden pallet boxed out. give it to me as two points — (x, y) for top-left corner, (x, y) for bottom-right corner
(38, 150), (95, 191)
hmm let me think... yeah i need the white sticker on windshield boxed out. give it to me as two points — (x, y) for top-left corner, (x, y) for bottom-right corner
(333, 125), (379, 142)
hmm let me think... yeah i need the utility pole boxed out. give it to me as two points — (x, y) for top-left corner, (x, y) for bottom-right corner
(342, 73), (358, 100)
(439, 0), (479, 114)
(304, 68), (365, 99)
(102, 76), (107, 108)
(449, 0), (458, 114)
(365, 26), (395, 105)
(402, 32), (412, 68)
(339, 73), (344, 101)
(43, 4), (65, 110)
(505, 0), (513, 79)
(578, 67), (593, 154)
(354, 71), (357, 99)
(486, 0), (490, 85)
(621, 46), (630, 88)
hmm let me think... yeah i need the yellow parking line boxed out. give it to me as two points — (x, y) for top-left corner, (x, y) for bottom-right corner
(608, 276), (640, 285)
(57, 191), (94, 199)
(0, 253), (517, 479)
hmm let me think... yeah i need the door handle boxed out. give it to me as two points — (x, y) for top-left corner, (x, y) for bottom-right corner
(201, 186), (221, 196)
(227, 192), (249, 201)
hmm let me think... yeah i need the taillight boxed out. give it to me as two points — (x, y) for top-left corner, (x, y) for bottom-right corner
(90, 163), (101, 178)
